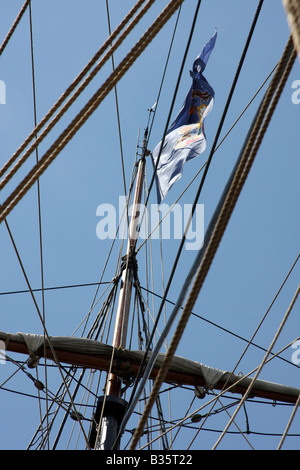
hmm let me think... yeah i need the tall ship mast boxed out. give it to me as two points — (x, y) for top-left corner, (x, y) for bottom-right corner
(0, 0), (299, 452)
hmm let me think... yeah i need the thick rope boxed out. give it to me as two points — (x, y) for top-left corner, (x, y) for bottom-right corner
(0, 0), (184, 225)
(277, 379), (300, 449)
(0, 0), (151, 185)
(129, 36), (296, 450)
(0, 0), (30, 56)
(283, 0), (300, 60)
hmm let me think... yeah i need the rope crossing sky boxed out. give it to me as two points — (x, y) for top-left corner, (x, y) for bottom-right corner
(129, 35), (297, 450)
(0, 0), (185, 225)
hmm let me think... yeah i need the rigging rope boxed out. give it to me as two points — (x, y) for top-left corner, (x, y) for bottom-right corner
(282, 0), (300, 61)
(129, 35), (297, 450)
(0, 0), (152, 187)
(0, 0), (185, 225)
(0, 0), (30, 57)
(277, 384), (300, 449)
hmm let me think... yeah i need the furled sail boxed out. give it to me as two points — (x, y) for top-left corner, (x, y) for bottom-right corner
(1, 330), (299, 405)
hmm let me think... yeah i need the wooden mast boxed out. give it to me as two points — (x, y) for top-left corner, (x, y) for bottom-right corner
(94, 128), (148, 450)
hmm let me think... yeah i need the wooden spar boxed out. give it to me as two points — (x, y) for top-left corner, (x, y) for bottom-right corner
(2, 331), (300, 405)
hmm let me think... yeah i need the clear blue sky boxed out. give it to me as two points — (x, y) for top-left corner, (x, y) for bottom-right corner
(0, 0), (299, 450)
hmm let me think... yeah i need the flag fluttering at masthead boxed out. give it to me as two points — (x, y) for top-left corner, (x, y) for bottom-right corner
(151, 30), (217, 203)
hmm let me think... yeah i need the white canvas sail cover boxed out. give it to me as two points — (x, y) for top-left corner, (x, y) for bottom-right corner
(1, 330), (299, 404)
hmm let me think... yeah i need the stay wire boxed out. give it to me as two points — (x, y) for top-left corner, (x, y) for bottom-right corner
(28, 0), (49, 449)
(147, 5), (182, 139)
(117, 0), (265, 446)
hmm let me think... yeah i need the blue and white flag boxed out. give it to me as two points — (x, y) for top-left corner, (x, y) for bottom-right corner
(152, 31), (217, 203)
